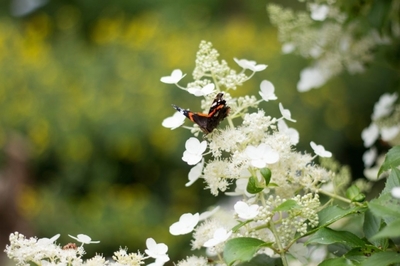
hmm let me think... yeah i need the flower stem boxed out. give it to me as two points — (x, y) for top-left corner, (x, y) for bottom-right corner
(318, 189), (363, 206)
(269, 220), (289, 266)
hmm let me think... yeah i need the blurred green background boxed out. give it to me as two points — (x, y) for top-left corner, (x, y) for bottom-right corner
(0, 0), (398, 263)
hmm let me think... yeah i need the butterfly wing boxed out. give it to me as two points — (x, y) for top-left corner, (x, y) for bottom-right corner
(171, 93), (230, 134)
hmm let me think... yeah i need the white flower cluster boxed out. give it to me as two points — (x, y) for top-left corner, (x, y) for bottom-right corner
(162, 41), (334, 262)
(267, 1), (391, 92)
(362, 92), (400, 180)
(5, 232), (169, 266)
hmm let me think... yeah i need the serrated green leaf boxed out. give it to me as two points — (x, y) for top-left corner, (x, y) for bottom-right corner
(223, 237), (270, 266)
(378, 146), (400, 177)
(318, 205), (366, 227)
(371, 218), (400, 240)
(382, 167), (400, 195)
(305, 227), (366, 248)
(360, 251), (400, 266)
(260, 168), (271, 185)
(369, 193), (400, 222)
(319, 257), (356, 266)
(363, 209), (388, 249)
(274, 199), (299, 212)
(246, 176), (263, 194)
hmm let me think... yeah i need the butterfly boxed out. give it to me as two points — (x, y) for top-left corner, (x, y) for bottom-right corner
(172, 93), (230, 134)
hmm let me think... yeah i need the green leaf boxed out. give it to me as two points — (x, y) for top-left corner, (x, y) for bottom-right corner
(305, 227), (366, 248)
(346, 185), (366, 202)
(360, 251), (400, 266)
(223, 237), (270, 266)
(363, 209), (388, 249)
(371, 218), (400, 240)
(236, 254), (283, 266)
(369, 193), (400, 222)
(318, 205), (367, 227)
(382, 167), (400, 195)
(260, 168), (271, 185)
(345, 245), (382, 262)
(274, 199), (299, 212)
(296, 205), (367, 241)
(319, 257), (356, 266)
(378, 146), (400, 177)
(246, 176), (264, 194)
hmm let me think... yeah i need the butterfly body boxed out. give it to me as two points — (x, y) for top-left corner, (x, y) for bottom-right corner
(172, 93), (230, 134)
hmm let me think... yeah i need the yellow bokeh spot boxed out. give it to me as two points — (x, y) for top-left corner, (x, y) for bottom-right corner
(28, 119), (50, 153)
(17, 185), (40, 219)
(65, 135), (93, 162)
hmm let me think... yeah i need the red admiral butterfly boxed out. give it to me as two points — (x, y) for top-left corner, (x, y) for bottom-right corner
(172, 93), (230, 134)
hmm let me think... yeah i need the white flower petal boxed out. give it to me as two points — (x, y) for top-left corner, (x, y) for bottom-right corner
(297, 67), (328, 92)
(203, 228), (232, 247)
(186, 159), (204, 186)
(169, 213), (200, 235)
(391, 187), (400, 199)
(234, 201), (259, 220)
(310, 4), (329, 21)
(372, 92), (398, 120)
(162, 112), (186, 129)
(310, 141), (332, 158)
(381, 125), (400, 141)
(234, 58), (267, 72)
(187, 84), (215, 96)
(199, 206), (220, 221)
(279, 103), (296, 122)
(361, 123), (379, 147)
(282, 43), (296, 54)
(160, 69), (186, 84)
(259, 80), (277, 101)
(145, 238), (169, 259)
(362, 147), (377, 167)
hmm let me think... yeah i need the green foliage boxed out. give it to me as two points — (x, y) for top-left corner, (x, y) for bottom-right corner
(378, 146), (400, 177)
(223, 237), (271, 266)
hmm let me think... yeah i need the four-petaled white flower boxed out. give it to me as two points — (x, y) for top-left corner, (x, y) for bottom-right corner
(37, 234), (60, 246)
(234, 58), (267, 72)
(391, 187), (400, 199)
(145, 238), (170, 266)
(310, 141), (332, 158)
(187, 84), (215, 96)
(186, 159), (204, 187)
(278, 120), (299, 145)
(259, 80), (277, 101)
(361, 123), (379, 147)
(372, 92), (398, 120)
(309, 4), (329, 21)
(160, 69), (186, 84)
(245, 143), (280, 168)
(162, 111), (186, 130)
(169, 213), (200, 235)
(203, 228), (232, 248)
(182, 137), (207, 165)
(234, 201), (260, 220)
(68, 234), (100, 245)
(279, 103), (296, 122)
